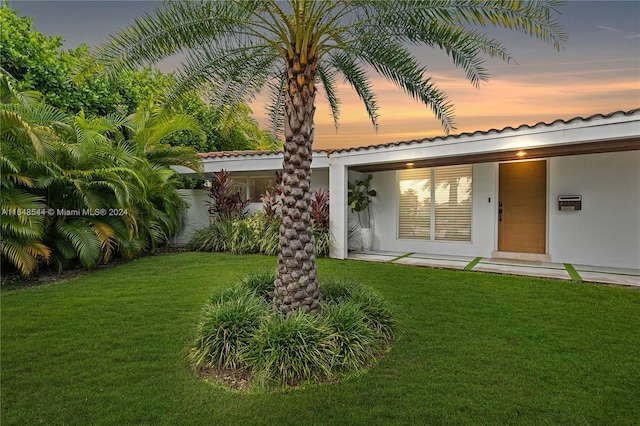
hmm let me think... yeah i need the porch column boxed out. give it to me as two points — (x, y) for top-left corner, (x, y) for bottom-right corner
(329, 162), (348, 259)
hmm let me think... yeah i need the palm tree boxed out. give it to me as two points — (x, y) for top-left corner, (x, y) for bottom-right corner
(0, 71), (63, 275)
(1, 67), (204, 275)
(99, 0), (565, 314)
(46, 102), (204, 268)
(121, 99), (205, 171)
(119, 101), (204, 250)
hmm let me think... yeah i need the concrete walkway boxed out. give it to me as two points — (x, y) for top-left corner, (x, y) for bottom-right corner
(347, 251), (640, 288)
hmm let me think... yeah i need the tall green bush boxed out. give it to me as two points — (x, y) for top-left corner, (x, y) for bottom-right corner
(0, 72), (202, 275)
(190, 286), (269, 370)
(0, 4), (171, 116)
(245, 309), (334, 388)
(1, 5), (278, 153)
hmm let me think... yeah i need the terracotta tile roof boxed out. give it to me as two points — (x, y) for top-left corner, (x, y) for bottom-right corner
(198, 150), (280, 159)
(197, 109), (640, 158)
(331, 109), (640, 154)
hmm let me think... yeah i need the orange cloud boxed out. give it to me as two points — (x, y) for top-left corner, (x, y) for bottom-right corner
(251, 68), (640, 150)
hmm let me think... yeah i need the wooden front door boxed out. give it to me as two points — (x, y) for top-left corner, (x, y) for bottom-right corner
(498, 160), (547, 253)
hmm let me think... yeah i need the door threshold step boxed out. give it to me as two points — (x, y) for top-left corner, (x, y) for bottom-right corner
(491, 251), (551, 263)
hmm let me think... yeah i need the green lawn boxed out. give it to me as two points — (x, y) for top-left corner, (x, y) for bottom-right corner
(2, 253), (639, 425)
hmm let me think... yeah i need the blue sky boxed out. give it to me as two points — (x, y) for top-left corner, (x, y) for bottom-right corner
(10, 0), (640, 149)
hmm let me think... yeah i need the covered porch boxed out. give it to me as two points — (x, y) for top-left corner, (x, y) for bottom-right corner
(328, 110), (640, 270)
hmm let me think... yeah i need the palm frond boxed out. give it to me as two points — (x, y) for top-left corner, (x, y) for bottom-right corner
(98, 0), (255, 76)
(0, 70), (43, 106)
(89, 218), (119, 263)
(326, 52), (379, 131)
(145, 146), (203, 172)
(0, 109), (57, 161)
(345, 31), (455, 134)
(378, 17), (495, 86)
(137, 113), (205, 150)
(57, 218), (102, 268)
(173, 44), (279, 110)
(0, 187), (47, 238)
(0, 238), (51, 276)
(66, 111), (117, 146)
(1, 101), (70, 127)
(264, 73), (287, 138)
(317, 63), (341, 132)
(382, 0), (567, 49)
(96, 0), (566, 139)
(449, 0), (568, 49)
(0, 150), (21, 176)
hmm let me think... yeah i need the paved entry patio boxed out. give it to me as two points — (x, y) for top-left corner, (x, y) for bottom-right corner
(348, 251), (640, 288)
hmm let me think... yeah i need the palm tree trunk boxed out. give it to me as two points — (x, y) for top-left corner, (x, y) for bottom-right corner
(273, 54), (321, 315)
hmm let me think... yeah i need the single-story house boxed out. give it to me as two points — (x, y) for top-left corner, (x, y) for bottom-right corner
(175, 109), (640, 270)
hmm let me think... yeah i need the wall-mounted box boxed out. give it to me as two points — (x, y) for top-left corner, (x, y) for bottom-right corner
(558, 195), (582, 211)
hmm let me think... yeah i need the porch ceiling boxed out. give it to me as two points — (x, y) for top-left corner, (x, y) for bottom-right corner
(349, 137), (640, 173)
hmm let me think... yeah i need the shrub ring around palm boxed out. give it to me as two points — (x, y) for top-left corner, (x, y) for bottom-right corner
(189, 271), (396, 392)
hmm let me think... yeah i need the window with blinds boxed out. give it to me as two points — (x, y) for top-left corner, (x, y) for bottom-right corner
(398, 165), (472, 242)
(434, 165), (472, 241)
(399, 169), (431, 239)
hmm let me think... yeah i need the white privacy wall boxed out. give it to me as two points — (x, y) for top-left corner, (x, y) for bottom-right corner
(548, 150), (640, 269)
(173, 189), (210, 245)
(365, 163), (497, 257)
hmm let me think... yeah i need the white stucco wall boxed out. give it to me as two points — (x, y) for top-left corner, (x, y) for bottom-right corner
(548, 151), (640, 269)
(364, 164), (497, 257)
(173, 189), (210, 245)
(330, 164), (349, 258)
(311, 168), (330, 191)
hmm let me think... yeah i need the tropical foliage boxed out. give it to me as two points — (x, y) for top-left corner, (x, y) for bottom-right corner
(206, 169), (250, 221)
(188, 174), (331, 257)
(0, 4), (277, 153)
(190, 272), (395, 391)
(348, 174), (377, 228)
(0, 3), (170, 116)
(186, 213), (333, 258)
(99, 0), (565, 315)
(0, 72), (202, 276)
(0, 74), (54, 275)
(164, 92), (282, 153)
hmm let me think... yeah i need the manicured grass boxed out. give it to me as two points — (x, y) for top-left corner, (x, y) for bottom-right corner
(564, 263), (583, 282)
(2, 253), (639, 425)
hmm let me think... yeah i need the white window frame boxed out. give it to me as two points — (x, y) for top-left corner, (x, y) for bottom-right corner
(230, 174), (278, 203)
(398, 165), (472, 242)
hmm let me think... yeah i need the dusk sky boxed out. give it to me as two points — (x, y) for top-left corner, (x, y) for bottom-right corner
(10, 0), (640, 150)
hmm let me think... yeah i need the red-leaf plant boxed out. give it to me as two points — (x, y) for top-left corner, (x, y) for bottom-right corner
(207, 169), (249, 221)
